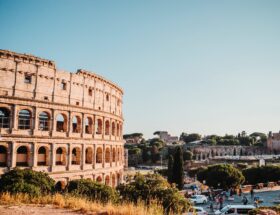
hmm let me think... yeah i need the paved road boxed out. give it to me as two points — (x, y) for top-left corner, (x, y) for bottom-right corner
(196, 190), (280, 213)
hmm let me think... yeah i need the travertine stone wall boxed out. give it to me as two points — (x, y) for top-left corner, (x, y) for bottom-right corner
(0, 49), (124, 188)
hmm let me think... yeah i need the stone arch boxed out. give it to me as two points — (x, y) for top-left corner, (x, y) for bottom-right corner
(85, 117), (93, 134)
(105, 175), (110, 186)
(85, 147), (93, 164)
(112, 147), (116, 162)
(112, 122), (115, 136)
(72, 115), (81, 133)
(37, 146), (49, 166)
(18, 109), (32, 130)
(38, 111), (50, 131)
(96, 176), (102, 183)
(112, 174), (116, 187)
(96, 119), (102, 134)
(56, 113), (67, 132)
(117, 173), (121, 186)
(105, 147), (110, 163)
(105, 120), (110, 135)
(96, 147), (103, 163)
(55, 181), (66, 192)
(56, 147), (67, 165)
(116, 123), (120, 137)
(0, 145), (7, 166)
(0, 107), (10, 128)
(16, 145), (30, 166)
(71, 147), (81, 165)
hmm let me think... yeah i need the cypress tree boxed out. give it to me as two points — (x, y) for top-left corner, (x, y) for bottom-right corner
(173, 147), (184, 190)
(167, 155), (174, 184)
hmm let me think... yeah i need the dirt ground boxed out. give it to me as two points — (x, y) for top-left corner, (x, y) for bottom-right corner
(0, 205), (83, 215)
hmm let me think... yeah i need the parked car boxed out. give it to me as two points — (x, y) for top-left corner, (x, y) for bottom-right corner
(189, 195), (208, 204)
(214, 205), (255, 215)
(184, 206), (208, 215)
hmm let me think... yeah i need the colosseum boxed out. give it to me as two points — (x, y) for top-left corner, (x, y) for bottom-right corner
(0, 49), (124, 189)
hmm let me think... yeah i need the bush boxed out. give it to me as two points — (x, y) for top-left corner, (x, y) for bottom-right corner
(0, 168), (55, 196)
(66, 179), (119, 203)
(242, 165), (280, 184)
(197, 164), (244, 189)
(117, 173), (190, 214)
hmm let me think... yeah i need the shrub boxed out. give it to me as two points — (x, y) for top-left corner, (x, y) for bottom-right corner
(117, 173), (190, 214)
(66, 179), (119, 203)
(197, 164), (244, 189)
(0, 168), (55, 196)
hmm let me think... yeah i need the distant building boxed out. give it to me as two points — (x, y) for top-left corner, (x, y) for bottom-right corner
(123, 133), (143, 145)
(155, 131), (178, 144)
(267, 131), (280, 153)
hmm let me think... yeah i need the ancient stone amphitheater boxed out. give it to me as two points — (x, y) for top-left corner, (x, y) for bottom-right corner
(0, 49), (124, 189)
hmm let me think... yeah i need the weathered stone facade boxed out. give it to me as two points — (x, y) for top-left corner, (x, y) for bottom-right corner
(0, 49), (124, 188)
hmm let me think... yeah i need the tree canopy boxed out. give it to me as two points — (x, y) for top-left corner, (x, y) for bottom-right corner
(197, 164), (245, 189)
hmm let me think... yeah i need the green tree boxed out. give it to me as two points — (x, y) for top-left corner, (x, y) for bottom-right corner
(117, 173), (190, 214)
(173, 147), (184, 190)
(197, 164), (245, 189)
(0, 168), (55, 196)
(180, 133), (201, 143)
(167, 155), (174, 183)
(242, 165), (280, 184)
(183, 150), (193, 161)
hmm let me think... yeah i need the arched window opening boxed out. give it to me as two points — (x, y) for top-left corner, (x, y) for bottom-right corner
(105, 120), (110, 135)
(106, 94), (109, 101)
(16, 146), (28, 166)
(117, 148), (120, 162)
(38, 146), (47, 166)
(105, 175), (110, 185)
(116, 124), (120, 137)
(113, 148), (116, 162)
(0, 145), (7, 167)
(96, 176), (102, 183)
(96, 119), (102, 134)
(112, 174), (116, 187)
(112, 122), (115, 136)
(56, 114), (67, 132)
(0, 108), (10, 128)
(105, 148), (110, 163)
(96, 147), (103, 163)
(18, 109), (31, 130)
(56, 147), (66, 165)
(39, 112), (49, 131)
(85, 147), (93, 164)
(72, 116), (81, 133)
(72, 147), (81, 165)
(85, 117), (93, 134)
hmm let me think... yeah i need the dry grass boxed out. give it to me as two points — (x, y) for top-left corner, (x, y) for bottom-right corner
(0, 192), (164, 215)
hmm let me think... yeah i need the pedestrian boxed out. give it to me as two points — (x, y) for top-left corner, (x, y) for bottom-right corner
(250, 188), (255, 199)
(242, 196), (248, 205)
(219, 195), (224, 210)
(254, 197), (259, 208)
(239, 188), (242, 196)
(210, 201), (214, 212)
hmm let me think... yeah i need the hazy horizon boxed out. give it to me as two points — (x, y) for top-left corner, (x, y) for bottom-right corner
(1, 0), (280, 138)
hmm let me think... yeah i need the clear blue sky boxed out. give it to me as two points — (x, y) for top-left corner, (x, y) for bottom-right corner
(1, 0), (280, 138)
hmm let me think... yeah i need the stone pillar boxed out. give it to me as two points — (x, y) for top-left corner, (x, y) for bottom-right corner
(32, 107), (38, 134)
(102, 144), (105, 168)
(50, 109), (55, 136)
(93, 144), (96, 169)
(92, 114), (95, 139)
(81, 113), (84, 138)
(67, 111), (71, 137)
(12, 104), (18, 131)
(81, 144), (85, 170)
(67, 143), (72, 170)
(110, 145), (112, 167)
(10, 142), (17, 168)
(32, 142), (37, 168)
(50, 143), (56, 171)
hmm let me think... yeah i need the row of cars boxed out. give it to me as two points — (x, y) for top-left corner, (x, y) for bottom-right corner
(185, 194), (257, 215)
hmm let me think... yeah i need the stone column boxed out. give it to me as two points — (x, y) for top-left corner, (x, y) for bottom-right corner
(93, 144), (96, 169)
(110, 145), (112, 167)
(67, 111), (71, 137)
(50, 143), (56, 171)
(10, 142), (16, 168)
(32, 142), (37, 168)
(67, 143), (72, 170)
(12, 104), (18, 131)
(32, 107), (38, 134)
(81, 144), (85, 170)
(50, 109), (55, 136)
(102, 144), (105, 168)
(81, 113), (84, 138)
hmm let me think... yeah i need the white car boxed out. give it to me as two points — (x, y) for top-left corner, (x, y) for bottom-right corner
(214, 205), (255, 215)
(185, 207), (208, 215)
(189, 195), (208, 204)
